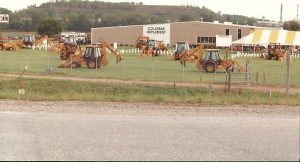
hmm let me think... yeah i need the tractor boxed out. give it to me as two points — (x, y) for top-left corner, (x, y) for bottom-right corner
(266, 43), (285, 61)
(136, 35), (149, 49)
(0, 42), (17, 51)
(141, 39), (158, 56)
(179, 44), (244, 73)
(173, 41), (190, 60)
(58, 38), (123, 69)
(84, 45), (102, 68)
(140, 39), (168, 57)
(23, 34), (35, 48)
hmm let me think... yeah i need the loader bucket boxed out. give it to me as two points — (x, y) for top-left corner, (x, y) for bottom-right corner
(116, 55), (123, 63)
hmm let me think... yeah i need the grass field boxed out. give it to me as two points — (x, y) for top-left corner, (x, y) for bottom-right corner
(0, 78), (299, 105)
(0, 48), (299, 87)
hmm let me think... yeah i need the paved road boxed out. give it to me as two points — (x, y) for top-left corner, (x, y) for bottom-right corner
(0, 108), (299, 161)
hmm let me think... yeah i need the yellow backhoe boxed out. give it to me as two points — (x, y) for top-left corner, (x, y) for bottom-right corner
(179, 44), (245, 73)
(58, 38), (123, 68)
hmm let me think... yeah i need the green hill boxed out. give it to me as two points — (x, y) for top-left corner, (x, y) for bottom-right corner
(0, 0), (260, 32)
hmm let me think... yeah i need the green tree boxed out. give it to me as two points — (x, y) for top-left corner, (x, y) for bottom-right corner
(37, 17), (62, 36)
(283, 21), (300, 31)
(179, 14), (194, 22)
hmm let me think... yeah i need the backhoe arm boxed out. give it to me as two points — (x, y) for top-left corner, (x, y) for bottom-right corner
(98, 38), (123, 63)
(179, 44), (204, 65)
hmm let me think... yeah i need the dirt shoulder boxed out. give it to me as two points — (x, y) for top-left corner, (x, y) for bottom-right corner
(0, 100), (299, 118)
(0, 73), (299, 94)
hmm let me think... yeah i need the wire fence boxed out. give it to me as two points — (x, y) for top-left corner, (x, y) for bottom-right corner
(0, 48), (299, 88)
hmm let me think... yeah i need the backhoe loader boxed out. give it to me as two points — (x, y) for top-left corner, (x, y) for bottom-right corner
(59, 38), (123, 68)
(179, 44), (245, 73)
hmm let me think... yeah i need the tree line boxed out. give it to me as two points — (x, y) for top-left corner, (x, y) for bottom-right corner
(0, 1), (262, 33)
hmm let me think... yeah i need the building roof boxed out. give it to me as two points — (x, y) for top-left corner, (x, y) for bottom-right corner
(92, 21), (263, 30)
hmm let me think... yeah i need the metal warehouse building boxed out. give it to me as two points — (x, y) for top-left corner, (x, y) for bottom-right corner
(91, 21), (260, 46)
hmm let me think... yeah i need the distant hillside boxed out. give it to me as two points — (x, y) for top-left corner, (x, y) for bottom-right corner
(0, 0), (261, 32)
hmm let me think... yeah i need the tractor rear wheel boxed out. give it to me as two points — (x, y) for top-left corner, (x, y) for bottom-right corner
(205, 63), (216, 73)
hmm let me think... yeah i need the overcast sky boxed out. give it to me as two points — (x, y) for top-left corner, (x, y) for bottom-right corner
(1, 0), (300, 21)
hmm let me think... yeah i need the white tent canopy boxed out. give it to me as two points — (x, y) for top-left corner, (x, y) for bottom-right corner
(233, 29), (300, 46)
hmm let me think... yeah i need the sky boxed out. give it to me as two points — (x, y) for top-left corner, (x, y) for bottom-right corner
(1, 0), (300, 21)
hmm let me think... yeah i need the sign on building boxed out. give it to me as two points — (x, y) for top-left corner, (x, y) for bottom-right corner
(0, 14), (9, 23)
(143, 23), (170, 46)
(216, 35), (232, 47)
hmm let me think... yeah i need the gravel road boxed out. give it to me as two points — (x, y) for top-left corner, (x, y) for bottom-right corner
(0, 100), (299, 161)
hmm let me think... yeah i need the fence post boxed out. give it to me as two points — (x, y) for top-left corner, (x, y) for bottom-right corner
(245, 60), (250, 85)
(227, 67), (232, 92)
(96, 57), (98, 72)
(151, 56), (154, 80)
(263, 72), (266, 84)
(47, 56), (50, 69)
(208, 83), (212, 97)
(286, 50), (291, 97)
(70, 55), (72, 75)
(256, 71), (259, 83)
(122, 60), (125, 80)
(173, 82), (176, 94)
(182, 62), (185, 81)
(214, 64), (216, 82)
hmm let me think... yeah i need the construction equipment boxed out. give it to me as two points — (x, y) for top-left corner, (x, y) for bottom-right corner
(140, 39), (158, 57)
(140, 39), (168, 57)
(179, 44), (244, 73)
(136, 35), (149, 49)
(23, 34), (35, 48)
(59, 38), (123, 68)
(137, 35), (168, 57)
(173, 41), (190, 60)
(266, 43), (285, 61)
(156, 41), (168, 51)
(0, 41), (18, 51)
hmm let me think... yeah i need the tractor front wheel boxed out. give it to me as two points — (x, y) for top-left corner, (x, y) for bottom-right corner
(87, 61), (97, 69)
(205, 63), (216, 73)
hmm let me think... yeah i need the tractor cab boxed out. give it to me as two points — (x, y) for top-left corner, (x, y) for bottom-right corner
(147, 39), (156, 47)
(84, 45), (102, 68)
(203, 49), (222, 73)
(204, 49), (221, 64)
(174, 41), (190, 59)
(23, 35), (35, 47)
(136, 36), (149, 49)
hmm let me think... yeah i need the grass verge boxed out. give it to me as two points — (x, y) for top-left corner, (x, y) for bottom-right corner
(0, 78), (299, 106)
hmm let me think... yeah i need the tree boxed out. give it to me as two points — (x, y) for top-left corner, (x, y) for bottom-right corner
(179, 14), (194, 22)
(37, 17), (62, 36)
(283, 21), (300, 31)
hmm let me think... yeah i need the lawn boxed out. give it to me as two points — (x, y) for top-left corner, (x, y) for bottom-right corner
(0, 48), (299, 87)
(0, 78), (299, 105)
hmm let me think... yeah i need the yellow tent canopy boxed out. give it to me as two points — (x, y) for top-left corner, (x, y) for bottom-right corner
(233, 29), (300, 45)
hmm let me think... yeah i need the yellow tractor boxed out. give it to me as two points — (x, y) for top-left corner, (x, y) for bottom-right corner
(23, 34), (35, 48)
(136, 35), (149, 50)
(179, 44), (244, 73)
(173, 41), (190, 60)
(59, 38), (123, 68)
(0, 41), (18, 51)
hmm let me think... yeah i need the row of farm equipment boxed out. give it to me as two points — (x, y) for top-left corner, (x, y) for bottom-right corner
(0, 33), (294, 73)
